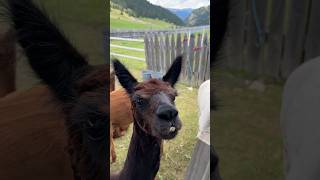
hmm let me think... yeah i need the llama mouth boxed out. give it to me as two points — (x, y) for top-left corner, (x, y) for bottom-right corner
(160, 128), (178, 139)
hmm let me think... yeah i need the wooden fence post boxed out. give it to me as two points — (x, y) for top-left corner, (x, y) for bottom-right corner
(188, 34), (195, 85)
(144, 34), (150, 69)
(281, 0), (311, 78)
(194, 33), (202, 87)
(159, 33), (165, 73)
(227, 0), (248, 70)
(154, 34), (160, 72)
(304, 0), (320, 61)
(170, 34), (176, 66)
(182, 33), (189, 81)
(199, 33), (209, 83)
(246, 0), (268, 76)
(263, 0), (285, 78)
(165, 34), (170, 71)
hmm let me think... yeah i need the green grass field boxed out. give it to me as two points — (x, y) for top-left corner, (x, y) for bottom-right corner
(214, 70), (284, 180)
(111, 8), (175, 30)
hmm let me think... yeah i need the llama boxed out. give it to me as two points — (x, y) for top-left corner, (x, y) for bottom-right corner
(1, 0), (108, 179)
(110, 89), (133, 138)
(110, 88), (133, 162)
(110, 56), (183, 180)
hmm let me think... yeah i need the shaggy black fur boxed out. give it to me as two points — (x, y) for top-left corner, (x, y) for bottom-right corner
(211, 0), (229, 179)
(2, 0), (109, 179)
(211, 0), (229, 111)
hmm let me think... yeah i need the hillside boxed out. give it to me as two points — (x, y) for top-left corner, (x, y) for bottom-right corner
(186, 6), (210, 26)
(168, 8), (193, 21)
(110, 8), (175, 29)
(111, 0), (184, 26)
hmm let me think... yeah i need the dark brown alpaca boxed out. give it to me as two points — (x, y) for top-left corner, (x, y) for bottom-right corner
(110, 56), (183, 180)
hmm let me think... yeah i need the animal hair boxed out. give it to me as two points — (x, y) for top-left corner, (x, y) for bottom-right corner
(210, 0), (229, 179)
(211, 0), (229, 110)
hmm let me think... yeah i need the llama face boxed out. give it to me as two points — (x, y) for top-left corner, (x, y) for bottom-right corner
(132, 79), (182, 139)
(113, 56), (183, 139)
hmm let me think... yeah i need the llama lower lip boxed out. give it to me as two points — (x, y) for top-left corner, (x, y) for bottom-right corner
(161, 129), (178, 139)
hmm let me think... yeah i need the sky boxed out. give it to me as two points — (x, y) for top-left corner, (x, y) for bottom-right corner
(147, 0), (210, 9)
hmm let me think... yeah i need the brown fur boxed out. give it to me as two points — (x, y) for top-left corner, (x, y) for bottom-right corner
(0, 86), (73, 180)
(110, 89), (134, 163)
(0, 77), (134, 178)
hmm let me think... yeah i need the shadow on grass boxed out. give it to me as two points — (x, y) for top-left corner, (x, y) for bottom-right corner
(214, 70), (284, 180)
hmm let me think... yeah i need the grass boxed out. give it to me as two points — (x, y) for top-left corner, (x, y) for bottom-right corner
(111, 8), (175, 30)
(213, 70), (284, 180)
(110, 39), (145, 60)
(110, 58), (200, 180)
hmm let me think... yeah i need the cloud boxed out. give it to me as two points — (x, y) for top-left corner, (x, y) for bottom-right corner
(147, 0), (209, 9)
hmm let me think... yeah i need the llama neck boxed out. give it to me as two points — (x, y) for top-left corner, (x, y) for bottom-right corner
(118, 120), (162, 180)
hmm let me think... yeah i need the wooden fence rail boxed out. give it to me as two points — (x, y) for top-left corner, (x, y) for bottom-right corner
(144, 32), (210, 87)
(111, 25), (209, 38)
(226, 0), (320, 79)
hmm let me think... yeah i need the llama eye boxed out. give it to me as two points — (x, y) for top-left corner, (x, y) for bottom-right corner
(135, 96), (145, 106)
(169, 95), (176, 101)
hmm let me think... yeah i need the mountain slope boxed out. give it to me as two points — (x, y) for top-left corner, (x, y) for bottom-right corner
(111, 0), (184, 26)
(110, 8), (174, 29)
(186, 6), (210, 26)
(168, 8), (193, 21)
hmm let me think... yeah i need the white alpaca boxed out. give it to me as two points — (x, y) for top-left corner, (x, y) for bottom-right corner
(281, 56), (320, 180)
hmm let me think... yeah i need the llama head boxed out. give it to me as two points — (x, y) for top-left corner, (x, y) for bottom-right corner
(113, 56), (182, 140)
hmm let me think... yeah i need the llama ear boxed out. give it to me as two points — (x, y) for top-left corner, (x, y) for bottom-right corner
(112, 59), (138, 94)
(4, 0), (88, 102)
(163, 56), (182, 87)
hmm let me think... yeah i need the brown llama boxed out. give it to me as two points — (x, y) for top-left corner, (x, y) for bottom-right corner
(110, 56), (183, 180)
(0, 0), (109, 179)
(110, 88), (133, 163)
(110, 89), (133, 138)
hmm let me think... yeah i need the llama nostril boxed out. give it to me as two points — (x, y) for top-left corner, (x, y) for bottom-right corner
(170, 109), (178, 118)
(156, 105), (178, 120)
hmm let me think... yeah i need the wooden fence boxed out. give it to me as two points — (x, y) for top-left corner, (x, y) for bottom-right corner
(111, 25), (209, 38)
(144, 32), (210, 87)
(226, 0), (320, 79)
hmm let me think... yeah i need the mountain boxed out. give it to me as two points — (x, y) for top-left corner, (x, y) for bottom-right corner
(168, 8), (193, 21)
(111, 0), (185, 26)
(186, 6), (210, 26)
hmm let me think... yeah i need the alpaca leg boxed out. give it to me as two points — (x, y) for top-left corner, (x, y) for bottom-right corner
(110, 126), (116, 163)
(110, 71), (115, 92)
(160, 141), (163, 157)
(0, 29), (16, 98)
(113, 126), (124, 138)
(110, 138), (116, 163)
